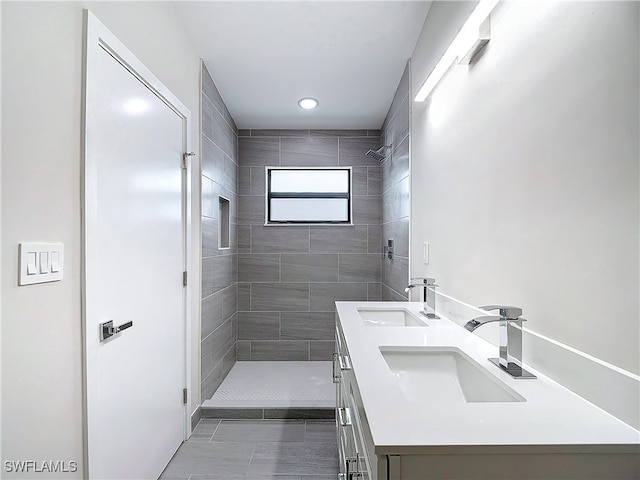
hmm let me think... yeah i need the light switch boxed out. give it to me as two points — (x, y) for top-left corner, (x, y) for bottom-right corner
(39, 251), (49, 273)
(19, 242), (64, 286)
(51, 251), (60, 273)
(27, 252), (37, 275)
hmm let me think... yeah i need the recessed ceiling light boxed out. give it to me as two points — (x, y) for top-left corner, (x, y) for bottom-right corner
(298, 97), (319, 110)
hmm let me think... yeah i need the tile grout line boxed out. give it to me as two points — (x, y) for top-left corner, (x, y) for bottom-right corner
(201, 89), (236, 134)
(245, 443), (258, 476)
(208, 419), (222, 443)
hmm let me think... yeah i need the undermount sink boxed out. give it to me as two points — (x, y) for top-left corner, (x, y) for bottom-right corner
(380, 347), (525, 404)
(357, 307), (427, 327)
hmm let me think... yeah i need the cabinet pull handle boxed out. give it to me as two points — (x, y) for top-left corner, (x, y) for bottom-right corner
(333, 352), (340, 383)
(339, 355), (352, 371)
(338, 407), (352, 427)
(346, 454), (363, 479)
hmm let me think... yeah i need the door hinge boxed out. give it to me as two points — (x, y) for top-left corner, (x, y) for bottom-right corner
(183, 388), (188, 404)
(183, 271), (188, 286)
(182, 152), (195, 169)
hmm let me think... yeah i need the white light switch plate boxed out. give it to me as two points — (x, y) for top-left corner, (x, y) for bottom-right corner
(19, 242), (64, 286)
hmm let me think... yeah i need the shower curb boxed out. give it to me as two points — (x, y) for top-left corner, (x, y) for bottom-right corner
(191, 406), (202, 430)
(200, 406), (335, 420)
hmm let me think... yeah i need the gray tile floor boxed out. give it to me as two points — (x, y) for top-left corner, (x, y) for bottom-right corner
(160, 419), (338, 480)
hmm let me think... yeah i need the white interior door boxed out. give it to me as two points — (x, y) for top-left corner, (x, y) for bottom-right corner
(83, 12), (190, 480)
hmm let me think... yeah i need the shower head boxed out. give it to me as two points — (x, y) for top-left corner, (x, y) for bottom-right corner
(365, 145), (392, 162)
(365, 150), (386, 162)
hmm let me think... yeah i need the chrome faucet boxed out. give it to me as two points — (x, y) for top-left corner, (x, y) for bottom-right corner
(464, 305), (536, 379)
(405, 278), (439, 319)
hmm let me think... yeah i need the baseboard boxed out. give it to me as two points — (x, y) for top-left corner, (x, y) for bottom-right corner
(435, 292), (640, 430)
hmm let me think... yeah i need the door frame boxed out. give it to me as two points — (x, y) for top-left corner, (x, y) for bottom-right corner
(81, 9), (193, 478)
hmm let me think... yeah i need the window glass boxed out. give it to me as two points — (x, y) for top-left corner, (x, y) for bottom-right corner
(266, 168), (352, 224)
(270, 170), (349, 193)
(270, 198), (349, 222)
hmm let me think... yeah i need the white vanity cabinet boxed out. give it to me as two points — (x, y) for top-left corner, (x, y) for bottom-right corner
(334, 302), (640, 480)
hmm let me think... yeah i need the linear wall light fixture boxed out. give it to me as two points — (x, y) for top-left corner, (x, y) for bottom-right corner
(414, 0), (500, 102)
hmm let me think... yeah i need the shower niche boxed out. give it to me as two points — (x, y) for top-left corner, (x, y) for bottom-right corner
(218, 196), (230, 250)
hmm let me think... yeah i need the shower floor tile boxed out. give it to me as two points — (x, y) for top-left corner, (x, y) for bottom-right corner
(202, 361), (335, 409)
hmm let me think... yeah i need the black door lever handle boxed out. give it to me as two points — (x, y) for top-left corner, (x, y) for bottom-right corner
(115, 320), (133, 333)
(100, 320), (134, 341)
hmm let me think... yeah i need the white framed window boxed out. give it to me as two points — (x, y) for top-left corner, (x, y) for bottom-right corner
(265, 167), (353, 225)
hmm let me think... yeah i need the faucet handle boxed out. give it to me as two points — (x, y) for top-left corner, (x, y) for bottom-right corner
(479, 305), (523, 319)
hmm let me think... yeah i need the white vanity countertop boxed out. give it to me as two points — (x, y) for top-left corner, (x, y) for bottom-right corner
(335, 301), (640, 454)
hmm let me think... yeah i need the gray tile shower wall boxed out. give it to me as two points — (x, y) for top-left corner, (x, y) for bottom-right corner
(237, 129), (382, 360)
(201, 62), (239, 400)
(381, 61), (411, 301)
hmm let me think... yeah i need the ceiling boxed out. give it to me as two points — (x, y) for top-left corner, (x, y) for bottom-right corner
(173, 1), (432, 130)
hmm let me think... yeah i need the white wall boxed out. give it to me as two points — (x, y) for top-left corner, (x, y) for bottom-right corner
(411, 1), (639, 375)
(1, 2), (201, 476)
